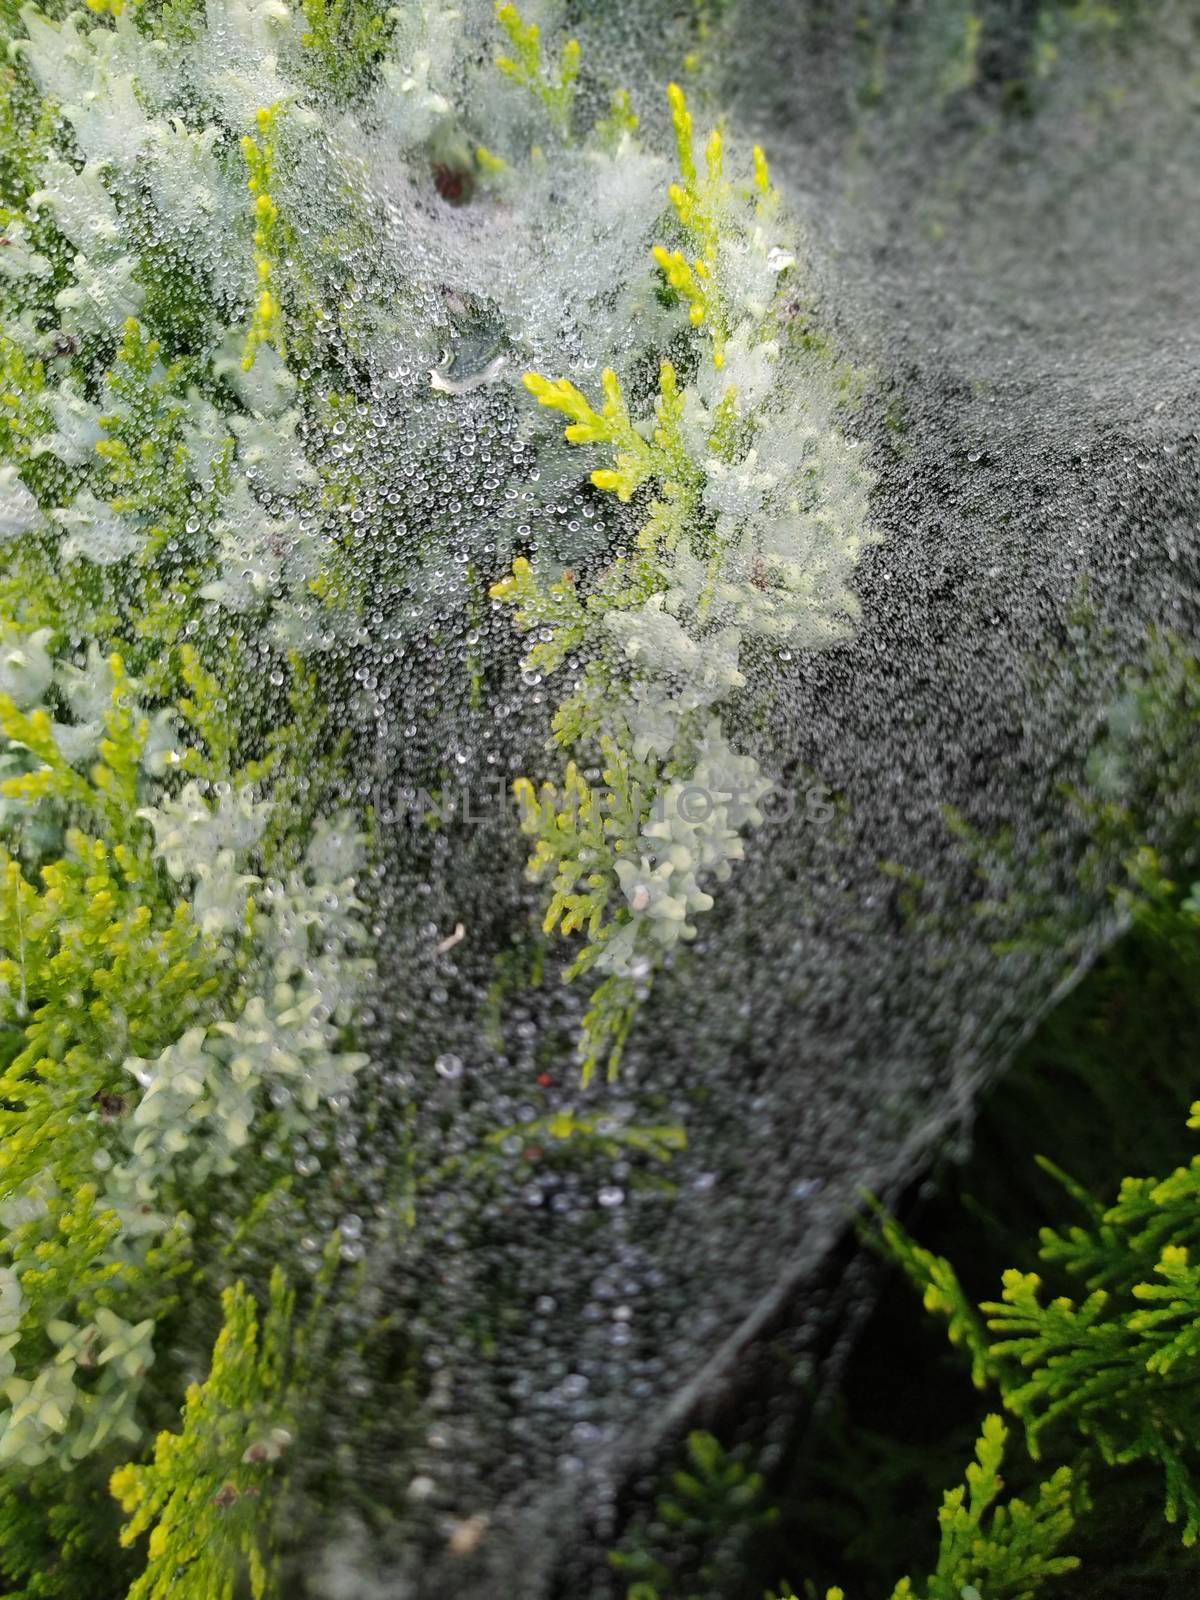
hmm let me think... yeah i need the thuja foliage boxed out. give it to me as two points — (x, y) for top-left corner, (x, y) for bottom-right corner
(0, 0), (878, 1582)
(844, 845), (1200, 1598)
(494, 1), (580, 135)
(494, 77), (877, 1081)
(111, 1274), (296, 1600)
(0, 0), (388, 1579)
(878, 1084), (1200, 1547)
(112, 1239), (339, 1600)
(944, 627), (1200, 965)
(781, 1418), (1078, 1600)
(609, 1429), (780, 1598)
(788, 645), (1200, 1599)
(613, 1418), (1076, 1600)
(617, 642), (1200, 1599)
(0, 607), (369, 1592)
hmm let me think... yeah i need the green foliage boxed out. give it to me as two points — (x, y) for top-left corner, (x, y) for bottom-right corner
(494, 1), (581, 137)
(0, 1464), (136, 1600)
(874, 1070), (1200, 1552)
(948, 629), (1200, 963)
(489, 73), (870, 1085)
(887, 1415), (1078, 1600)
(298, 0), (392, 98)
(866, 635), (1200, 1568)
(0, 659), (226, 1458)
(0, 61), (56, 209)
(615, 1416), (1076, 1600)
(656, 82), (778, 363)
(240, 107), (287, 374)
(786, 1420), (1077, 1600)
(751, 821), (1200, 1600)
(521, 361), (701, 557)
(0, 0), (869, 1590)
(0, 643), (241, 1497)
(0, 334), (50, 470)
(96, 320), (210, 567)
(486, 1108), (686, 1163)
(862, 1196), (992, 1390)
(525, 362), (698, 517)
(610, 1429), (779, 1598)
(110, 1264), (315, 1600)
(489, 554), (591, 679)
(0, 710), (225, 1192)
(0, 0), (398, 1591)
(483, 81), (832, 1081)
(0, 437), (363, 1583)
(595, 87), (640, 151)
(514, 735), (654, 969)
(577, 972), (643, 1087)
(655, 1430), (779, 1539)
